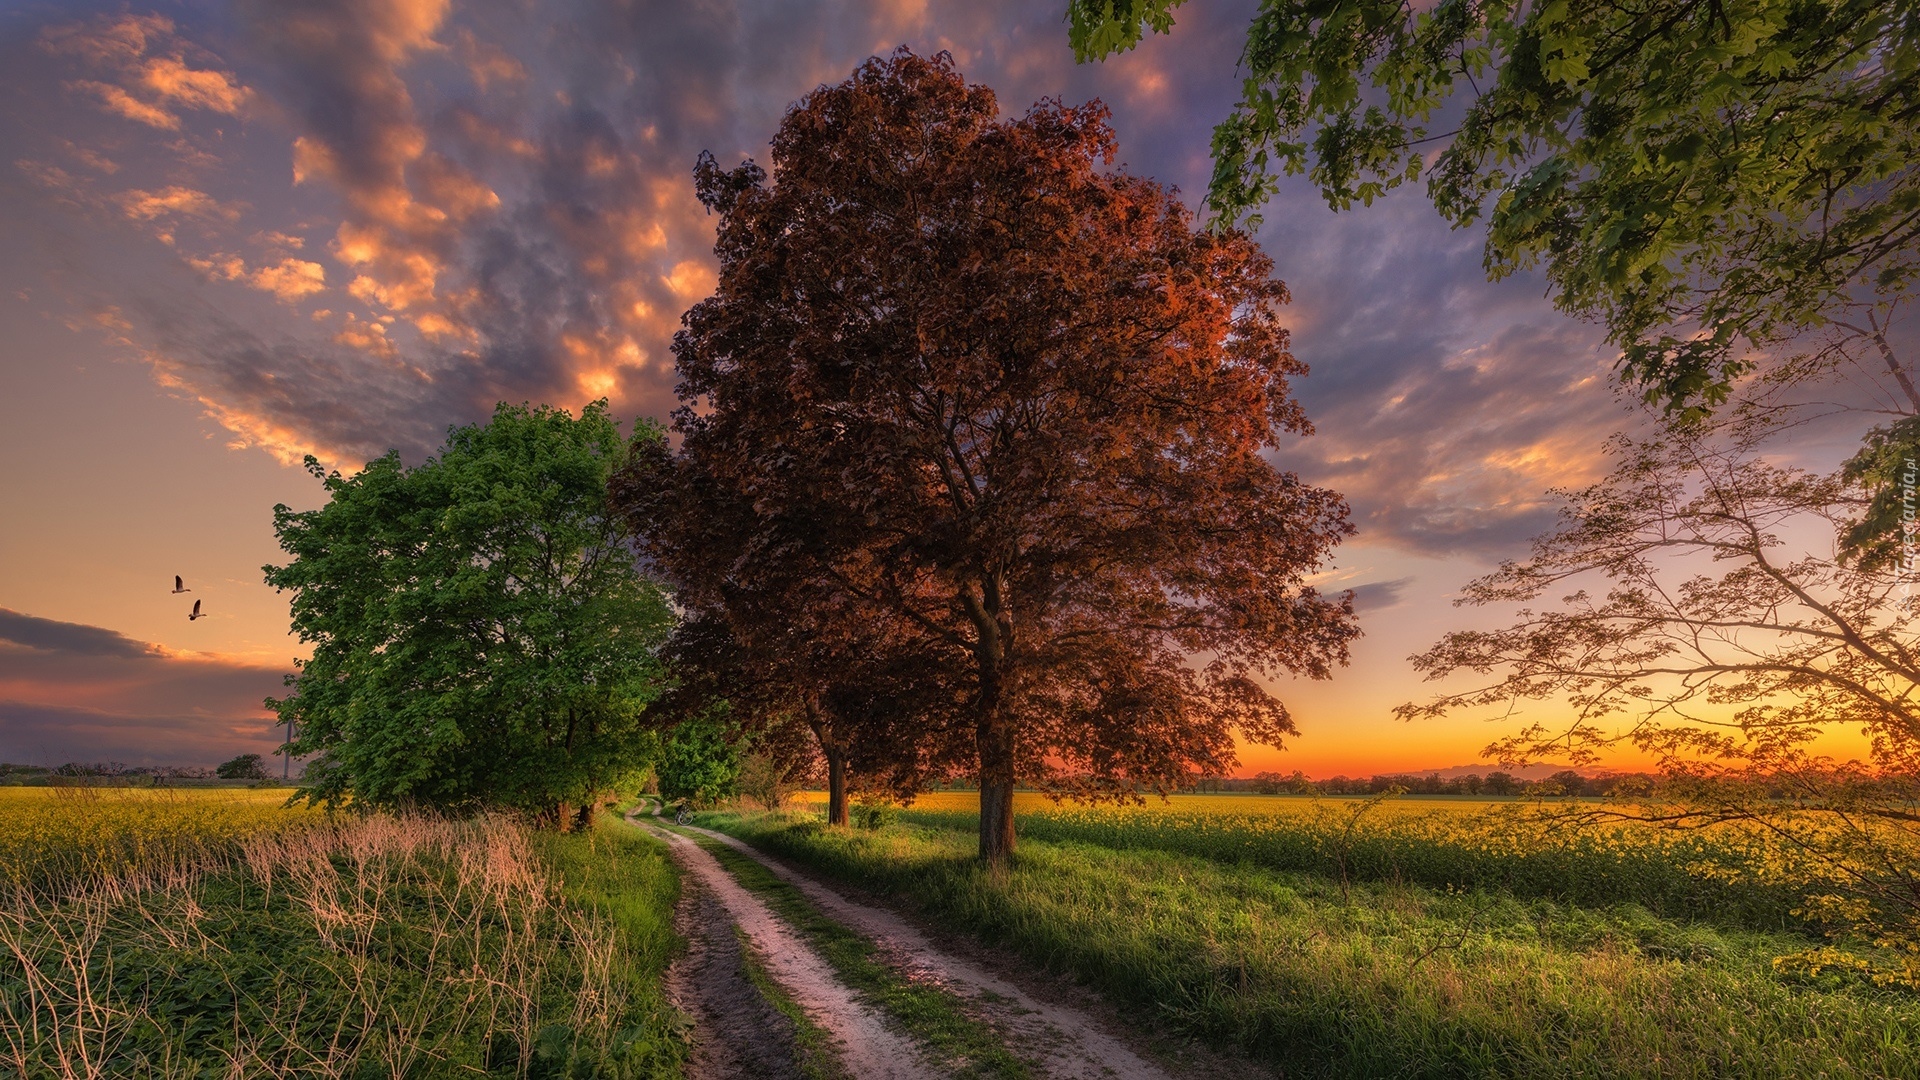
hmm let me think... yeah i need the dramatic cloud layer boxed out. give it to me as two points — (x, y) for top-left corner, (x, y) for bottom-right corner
(0, 0), (1653, 772)
(0, 607), (161, 658)
(5, 0), (1627, 554)
(0, 610), (288, 766)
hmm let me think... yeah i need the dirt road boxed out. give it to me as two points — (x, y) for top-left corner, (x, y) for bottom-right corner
(634, 804), (1182, 1080)
(636, 809), (937, 1079)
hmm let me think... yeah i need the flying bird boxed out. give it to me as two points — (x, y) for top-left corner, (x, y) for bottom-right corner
(172, 575), (190, 594)
(188, 599), (205, 621)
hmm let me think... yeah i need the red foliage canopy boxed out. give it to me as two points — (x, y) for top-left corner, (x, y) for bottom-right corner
(621, 50), (1359, 862)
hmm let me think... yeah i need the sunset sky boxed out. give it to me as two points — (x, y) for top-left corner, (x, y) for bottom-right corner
(0, 0), (1873, 776)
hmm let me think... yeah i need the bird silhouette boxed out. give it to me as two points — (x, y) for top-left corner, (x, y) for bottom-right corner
(172, 575), (190, 594)
(188, 599), (205, 621)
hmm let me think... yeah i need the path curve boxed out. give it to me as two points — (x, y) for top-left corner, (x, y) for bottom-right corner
(632, 808), (938, 1080)
(679, 821), (1179, 1080)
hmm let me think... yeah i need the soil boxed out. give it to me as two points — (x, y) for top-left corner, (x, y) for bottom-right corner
(665, 868), (809, 1080)
(637, 809), (939, 1080)
(681, 824), (1203, 1080)
(640, 805), (1276, 1079)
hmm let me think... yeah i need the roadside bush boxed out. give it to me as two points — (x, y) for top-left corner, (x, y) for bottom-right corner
(851, 797), (896, 831)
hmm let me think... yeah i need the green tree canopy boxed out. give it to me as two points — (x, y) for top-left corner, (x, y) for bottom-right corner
(264, 401), (674, 821)
(1070, 0), (1920, 416)
(656, 706), (745, 807)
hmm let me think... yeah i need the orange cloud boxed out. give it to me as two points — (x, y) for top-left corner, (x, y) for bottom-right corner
(332, 312), (398, 359)
(47, 14), (252, 131)
(70, 79), (179, 128)
(140, 350), (339, 466)
(139, 56), (250, 115)
(249, 258), (328, 302)
(37, 13), (172, 67)
(358, 0), (450, 60)
(187, 253), (248, 280)
(60, 140), (119, 174)
(116, 185), (239, 221)
(411, 311), (472, 341)
(413, 154), (501, 221)
(252, 230), (306, 250)
(456, 28), (527, 91)
(663, 259), (717, 301)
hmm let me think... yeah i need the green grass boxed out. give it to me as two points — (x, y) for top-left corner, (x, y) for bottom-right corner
(733, 927), (854, 1080)
(1, 811), (689, 1079)
(533, 816), (691, 1075)
(698, 809), (1920, 1080)
(681, 830), (1032, 1079)
(888, 798), (1807, 931)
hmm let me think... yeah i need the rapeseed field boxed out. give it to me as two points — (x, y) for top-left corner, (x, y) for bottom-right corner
(0, 785), (322, 886)
(735, 791), (1920, 1077)
(819, 791), (1834, 927)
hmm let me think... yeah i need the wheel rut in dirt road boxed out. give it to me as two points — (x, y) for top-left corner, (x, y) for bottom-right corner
(634, 809), (939, 1080)
(666, 869), (810, 1080)
(679, 823), (1180, 1080)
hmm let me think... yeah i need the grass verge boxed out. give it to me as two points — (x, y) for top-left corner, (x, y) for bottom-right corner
(698, 809), (1920, 1080)
(533, 814), (689, 1074)
(1, 810), (688, 1079)
(680, 829), (1032, 1079)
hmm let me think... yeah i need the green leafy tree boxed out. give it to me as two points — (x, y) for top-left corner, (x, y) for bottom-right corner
(265, 402), (673, 824)
(215, 753), (268, 780)
(657, 708), (744, 807)
(1070, 0), (1920, 416)
(735, 750), (802, 810)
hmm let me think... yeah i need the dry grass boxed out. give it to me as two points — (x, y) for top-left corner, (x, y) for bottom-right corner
(0, 809), (676, 1078)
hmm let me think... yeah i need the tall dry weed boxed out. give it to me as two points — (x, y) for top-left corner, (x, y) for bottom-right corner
(0, 811), (632, 1078)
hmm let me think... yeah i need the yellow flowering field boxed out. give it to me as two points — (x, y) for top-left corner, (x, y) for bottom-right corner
(0, 785), (323, 886)
(799, 789), (1503, 815)
(797, 790), (1828, 928)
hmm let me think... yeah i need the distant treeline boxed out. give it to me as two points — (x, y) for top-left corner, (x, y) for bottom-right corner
(0, 761), (273, 785)
(921, 770), (1651, 798)
(1198, 770), (1645, 797)
(2, 762), (213, 778)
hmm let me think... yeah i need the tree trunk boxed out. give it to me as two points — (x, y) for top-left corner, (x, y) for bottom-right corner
(574, 802), (596, 831)
(826, 747), (850, 827)
(964, 573), (1017, 866)
(554, 801), (575, 832)
(806, 694), (852, 827)
(977, 716), (1016, 865)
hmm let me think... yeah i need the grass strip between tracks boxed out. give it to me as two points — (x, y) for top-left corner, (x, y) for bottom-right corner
(732, 926), (855, 1080)
(685, 831), (1033, 1080)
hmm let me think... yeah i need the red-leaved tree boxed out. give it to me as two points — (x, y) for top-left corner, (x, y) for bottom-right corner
(624, 50), (1358, 863)
(615, 441), (967, 826)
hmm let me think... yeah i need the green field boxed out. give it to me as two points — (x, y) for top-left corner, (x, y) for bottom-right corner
(707, 794), (1920, 1079)
(803, 791), (1822, 929)
(11, 786), (1914, 1078)
(0, 788), (686, 1078)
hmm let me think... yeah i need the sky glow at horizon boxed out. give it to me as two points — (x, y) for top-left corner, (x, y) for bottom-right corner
(0, 0), (1878, 778)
